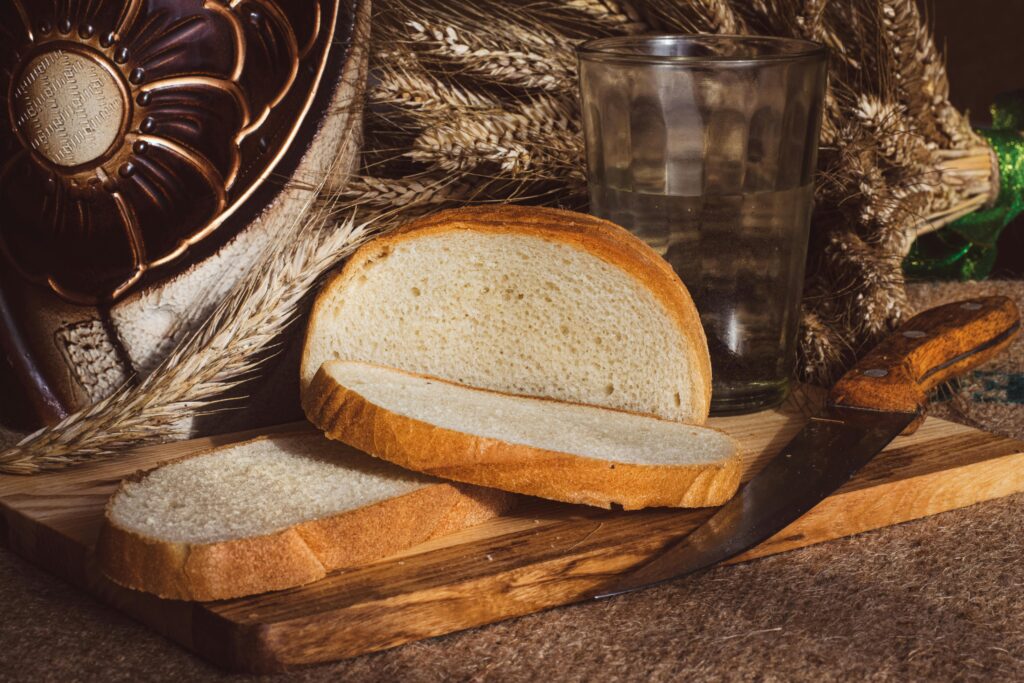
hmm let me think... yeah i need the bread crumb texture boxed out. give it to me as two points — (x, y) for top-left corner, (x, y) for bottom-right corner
(304, 229), (703, 421)
(329, 362), (735, 466)
(108, 434), (432, 544)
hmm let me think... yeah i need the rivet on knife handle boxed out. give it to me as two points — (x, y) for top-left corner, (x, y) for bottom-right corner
(830, 296), (1020, 417)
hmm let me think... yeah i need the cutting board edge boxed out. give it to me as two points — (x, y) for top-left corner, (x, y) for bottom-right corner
(201, 432), (1024, 672)
(3, 417), (1024, 673)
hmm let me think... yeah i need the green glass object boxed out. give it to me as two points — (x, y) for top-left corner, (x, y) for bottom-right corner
(904, 92), (1024, 280)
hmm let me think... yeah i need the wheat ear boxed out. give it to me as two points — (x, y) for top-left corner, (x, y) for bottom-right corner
(564, 0), (646, 33)
(405, 18), (577, 92)
(408, 97), (584, 180)
(0, 210), (376, 474)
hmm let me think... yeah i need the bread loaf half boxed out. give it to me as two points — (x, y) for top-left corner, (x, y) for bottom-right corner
(97, 433), (512, 601)
(301, 206), (711, 423)
(304, 361), (742, 509)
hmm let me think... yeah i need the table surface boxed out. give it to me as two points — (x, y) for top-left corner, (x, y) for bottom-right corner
(1, 281), (1022, 682)
(2, 491), (1022, 682)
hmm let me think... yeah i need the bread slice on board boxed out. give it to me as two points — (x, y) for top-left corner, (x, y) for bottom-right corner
(301, 205), (711, 423)
(304, 361), (742, 510)
(97, 433), (512, 601)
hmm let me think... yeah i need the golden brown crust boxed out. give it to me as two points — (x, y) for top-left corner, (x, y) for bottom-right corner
(303, 363), (742, 511)
(96, 436), (514, 602)
(300, 206), (711, 421)
(97, 521), (327, 602)
(291, 483), (510, 570)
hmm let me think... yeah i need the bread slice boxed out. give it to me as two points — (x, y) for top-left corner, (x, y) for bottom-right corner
(301, 205), (711, 423)
(96, 433), (512, 601)
(304, 361), (742, 510)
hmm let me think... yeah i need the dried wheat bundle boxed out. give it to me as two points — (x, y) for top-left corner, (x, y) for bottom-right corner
(362, 0), (995, 384)
(1, 0), (994, 473)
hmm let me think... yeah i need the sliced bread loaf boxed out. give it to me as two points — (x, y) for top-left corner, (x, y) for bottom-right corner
(304, 361), (742, 510)
(97, 433), (512, 601)
(301, 205), (711, 423)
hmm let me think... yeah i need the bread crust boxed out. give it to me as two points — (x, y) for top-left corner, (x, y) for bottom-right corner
(96, 435), (513, 601)
(303, 363), (742, 510)
(301, 205), (712, 422)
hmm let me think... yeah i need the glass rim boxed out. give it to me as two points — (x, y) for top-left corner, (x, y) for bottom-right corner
(576, 34), (827, 66)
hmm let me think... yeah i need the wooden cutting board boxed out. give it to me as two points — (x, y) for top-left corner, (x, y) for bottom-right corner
(2, 400), (1024, 673)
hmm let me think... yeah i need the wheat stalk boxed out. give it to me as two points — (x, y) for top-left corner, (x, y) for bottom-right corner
(797, 0), (827, 40)
(637, 0), (746, 33)
(371, 56), (497, 113)
(564, 0), (646, 33)
(408, 98), (584, 180)
(338, 175), (468, 209)
(880, 0), (945, 145)
(0, 209), (378, 474)
(405, 18), (576, 92)
(697, 0), (747, 33)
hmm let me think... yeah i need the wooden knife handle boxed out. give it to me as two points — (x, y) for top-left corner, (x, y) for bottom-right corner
(829, 296), (1020, 417)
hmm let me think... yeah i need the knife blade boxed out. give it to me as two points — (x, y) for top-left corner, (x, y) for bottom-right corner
(595, 296), (1021, 599)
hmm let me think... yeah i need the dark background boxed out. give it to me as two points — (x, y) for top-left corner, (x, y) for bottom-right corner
(931, 0), (1024, 274)
(932, 0), (1024, 126)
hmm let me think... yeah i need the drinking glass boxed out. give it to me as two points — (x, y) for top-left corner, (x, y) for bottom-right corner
(578, 35), (827, 414)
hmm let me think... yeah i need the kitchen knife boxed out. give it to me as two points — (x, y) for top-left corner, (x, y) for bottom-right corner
(595, 296), (1020, 599)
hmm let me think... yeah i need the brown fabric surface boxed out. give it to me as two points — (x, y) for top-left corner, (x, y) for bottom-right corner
(2, 281), (1023, 682)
